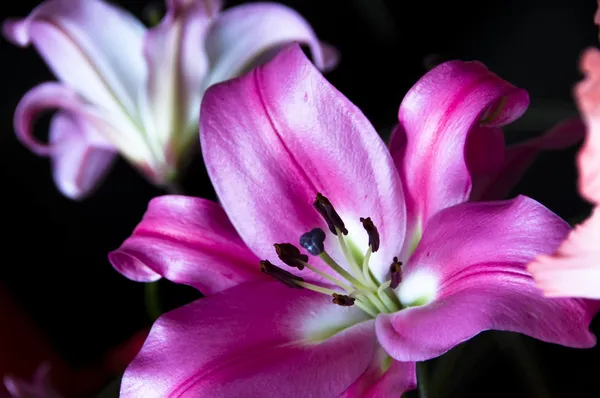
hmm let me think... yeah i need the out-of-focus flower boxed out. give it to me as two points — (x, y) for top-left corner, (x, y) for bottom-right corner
(3, 0), (338, 199)
(110, 45), (596, 397)
(527, 48), (600, 298)
(4, 364), (61, 398)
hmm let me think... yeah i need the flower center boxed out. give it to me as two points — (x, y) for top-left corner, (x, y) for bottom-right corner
(260, 193), (404, 317)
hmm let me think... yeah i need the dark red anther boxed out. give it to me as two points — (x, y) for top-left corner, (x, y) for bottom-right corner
(332, 293), (355, 307)
(313, 193), (348, 235)
(359, 217), (380, 252)
(390, 257), (403, 289)
(274, 243), (309, 270)
(260, 260), (304, 288)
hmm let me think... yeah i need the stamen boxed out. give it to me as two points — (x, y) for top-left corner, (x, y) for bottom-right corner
(375, 281), (400, 313)
(377, 288), (399, 313)
(369, 293), (390, 314)
(299, 228), (326, 256)
(359, 217), (380, 252)
(353, 293), (388, 317)
(332, 293), (355, 306)
(274, 243), (309, 269)
(296, 281), (339, 296)
(303, 263), (354, 292)
(361, 246), (374, 284)
(313, 193), (348, 235)
(336, 229), (377, 289)
(319, 251), (369, 290)
(354, 300), (378, 318)
(390, 257), (403, 289)
(377, 280), (392, 294)
(260, 260), (304, 288)
(349, 289), (372, 298)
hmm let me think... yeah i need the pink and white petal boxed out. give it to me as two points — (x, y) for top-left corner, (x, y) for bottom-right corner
(339, 349), (416, 398)
(142, 0), (214, 156)
(376, 196), (597, 362)
(204, 2), (339, 89)
(391, 60), (529, 243)
(200, 45), (405, 283)
(528, 207), (600, 298)
(13, 82), (107, 156)
(109, 196), (269, 295)
(576, 48), (600, 204)
(3, 0), (146, 119)
(14, 82), (161, 180)
(471, 118), (586, 201)
(121, 281), (374, 397)
(49, 112), (116, 200)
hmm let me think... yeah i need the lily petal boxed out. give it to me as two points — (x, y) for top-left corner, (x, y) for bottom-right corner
(390, 60), (529, 242)
(340, 350), (416, 397)
(376, 196), (596, 362)
(12, 82), (161, 185)
(49, 112), (116, 200)
(142, 0), (215, 161)
(200, 45), (405, 283)
(204, 2), (339, 89)
(3, 0), (146, 120)
(471, 118), (586, 201)
(465, 125), (506, 200)
(121, 281), (374, 397)
(528, 209), (600, 298)
(13, 82), (106, 156)
(109, 195), (267, 295)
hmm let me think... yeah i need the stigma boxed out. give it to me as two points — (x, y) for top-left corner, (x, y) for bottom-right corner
(260, 193), (404, 317)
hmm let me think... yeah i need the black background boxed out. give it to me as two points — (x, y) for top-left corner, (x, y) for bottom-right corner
(1, 0), (599, 396)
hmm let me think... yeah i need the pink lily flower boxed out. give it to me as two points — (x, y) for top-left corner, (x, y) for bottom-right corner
(3, 0), (337, 199)
(527, 47), (600, 298)
(110, 46), (596, 396)
(3, 363), (61, 398)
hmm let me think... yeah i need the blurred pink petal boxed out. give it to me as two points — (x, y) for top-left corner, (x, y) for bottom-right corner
(576, 48), (600, 203)
(527, 48), (600, 298)
(528, 208), (600, 298)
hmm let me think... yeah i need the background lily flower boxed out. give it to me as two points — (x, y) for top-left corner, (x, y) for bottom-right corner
(110, 45), (597, 397)
(527, 47), (600, 298)
(3, 0), (338, 199)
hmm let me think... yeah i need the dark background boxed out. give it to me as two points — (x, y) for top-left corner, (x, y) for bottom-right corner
(1, 0), (599, 396)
